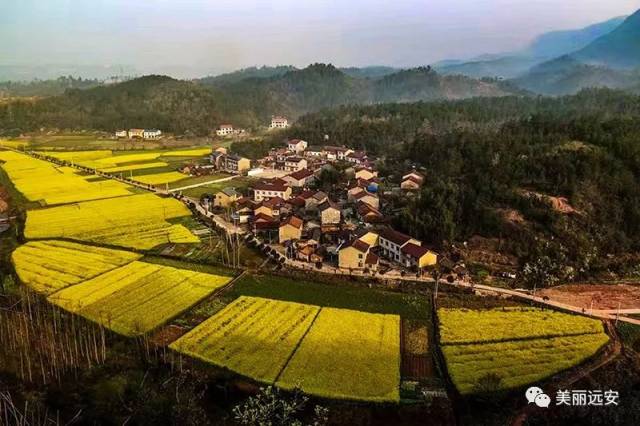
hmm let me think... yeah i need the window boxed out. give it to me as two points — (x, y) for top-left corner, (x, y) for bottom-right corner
(358, 254), (363, 259)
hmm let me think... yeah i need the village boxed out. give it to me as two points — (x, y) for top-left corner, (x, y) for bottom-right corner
(190, 117), (440, 278)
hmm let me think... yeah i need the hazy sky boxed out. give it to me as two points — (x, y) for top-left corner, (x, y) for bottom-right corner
(1, 0), (638, 77)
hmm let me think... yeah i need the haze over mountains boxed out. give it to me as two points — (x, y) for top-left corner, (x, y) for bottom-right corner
(437, 10), (640, 95)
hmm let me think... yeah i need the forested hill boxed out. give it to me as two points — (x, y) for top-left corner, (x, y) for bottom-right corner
(274, 89), (640, 279)
(0, 64), (521, 135)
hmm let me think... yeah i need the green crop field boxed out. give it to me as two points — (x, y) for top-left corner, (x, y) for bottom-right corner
(438, 308), (609, 395)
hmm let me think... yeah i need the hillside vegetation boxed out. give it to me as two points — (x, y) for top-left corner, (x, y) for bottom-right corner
(276, 89), (640, 280)
(0, 64), (520, 135)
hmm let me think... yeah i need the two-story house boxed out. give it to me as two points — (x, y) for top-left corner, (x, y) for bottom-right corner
(378, 228), (421, 263)
(253, 178), (292, 201)
(283, 156), (307, 172)
(287, 139), (308, 153)
(270, 116), (289, 129)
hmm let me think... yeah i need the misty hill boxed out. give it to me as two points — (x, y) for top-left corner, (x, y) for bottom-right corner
(435, 15), (627, 79)
(435, 56), (540, 79)
(526, 16), (627, 58)
(572, 10), (640, 69)
(512, 56), (639, 95)
(0, 64), (521, 135)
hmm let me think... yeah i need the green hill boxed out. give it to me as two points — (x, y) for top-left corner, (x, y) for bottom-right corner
(0, 64), (520, 135)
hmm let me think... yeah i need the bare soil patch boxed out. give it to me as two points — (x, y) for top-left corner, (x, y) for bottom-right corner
(539, 283), (640, 311)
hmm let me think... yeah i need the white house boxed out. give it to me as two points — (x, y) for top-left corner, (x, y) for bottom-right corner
(253, 178), (292, 202)
(378, 228), (421, 263)
(283, 169), (315, 188)
(115, 130), (127, 138)
(270, 116), (289, 129)
(283, 156), (307, 172)
(287, 139), (308, 153)
(143, 129), (162, 140)
(216, 124), (234, 137)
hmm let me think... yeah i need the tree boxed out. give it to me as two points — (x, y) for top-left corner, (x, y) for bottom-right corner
(233, 386), (328, 426)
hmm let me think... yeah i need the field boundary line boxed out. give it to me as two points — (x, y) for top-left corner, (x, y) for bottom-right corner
(442, 330), (604, 346)
(273, 307), (323, 384)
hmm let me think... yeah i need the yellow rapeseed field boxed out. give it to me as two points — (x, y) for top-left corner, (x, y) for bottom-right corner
(25, 193), (200, 249)
(133, 172), (188, 185)
(277, 307), (401, 402)
(438, 307), (609, 394)
(438, 307), (605, 344)
(171, 297), (402, 402)
(40, 150), (113, 162)
(170, 297), (321, 382)
(160, 148), (211, 157)
(12, 240), (141, 295)
(0, 151), (132, 205)
(48, 261), (234, 336)
(100, 162), (168, 173)
(442, 333), (609, 394)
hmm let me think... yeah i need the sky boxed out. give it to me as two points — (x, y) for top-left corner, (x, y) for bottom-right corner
(1, 0), (639, 78)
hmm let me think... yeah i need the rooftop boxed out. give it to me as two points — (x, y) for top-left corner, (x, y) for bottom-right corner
(379, 227), (413, 246)
(281, 215), (304, 229)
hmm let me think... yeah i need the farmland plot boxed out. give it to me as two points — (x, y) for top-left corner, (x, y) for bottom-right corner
(133, 172), (188, 185)
(49, 261), (234, 336)
(0, 151), (132, 205)
(25, 193), (200, 249)
(170, 297), (320, 382)
(442, 333), (609, 394)
(11, 240), (141, 295)
(277, 308), (401, 402)
(171, 297), (402, 402)
(438, 308), (609, 394)
(438, 307), (604, 344)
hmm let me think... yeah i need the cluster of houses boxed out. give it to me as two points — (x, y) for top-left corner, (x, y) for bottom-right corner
(206, 137), (435, 274)
(115, 129), (163, 140)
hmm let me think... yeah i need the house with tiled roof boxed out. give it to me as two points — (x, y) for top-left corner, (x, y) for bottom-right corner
(279, 215), (304, 243)
(270, 116), (289, 129)
(283, 168), (315, 188)
(354, 190), (380, 209)
(345, 150), (369, 166)
(357, 201), (385, 224)
(318, 200), (341, 225)
(401, 171), (425, 190)
(253, 178), (292, 201)
(287, 139), (308, 153)
(401, 243), (438, 269)
(324, 146), (353, 161)
(338, 238), (379, 271)
(355, 167), (378, 181)
(283, 156), (307, 172)
(378, 228), (421, 263)
(214, 187), (240, 208)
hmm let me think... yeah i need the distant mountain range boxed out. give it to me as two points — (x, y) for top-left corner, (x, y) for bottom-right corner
(435, 10), (640, 95)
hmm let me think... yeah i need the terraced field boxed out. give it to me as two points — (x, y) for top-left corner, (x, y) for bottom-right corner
(438, 308), (609, 394)
(0, 151), (133, 205)
(25, 193), (200, 249)
(171, 296), (402, 402)
(11, 240), (142, 295)
(49, 261), (234, 336)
